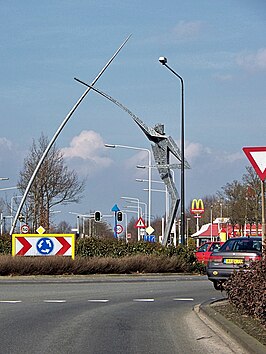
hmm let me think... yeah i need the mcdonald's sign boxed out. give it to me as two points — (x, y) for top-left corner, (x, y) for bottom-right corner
(190, 199), (205, 215)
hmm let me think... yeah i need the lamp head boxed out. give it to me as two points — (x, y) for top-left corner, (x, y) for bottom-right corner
(159, 56), (167, 65)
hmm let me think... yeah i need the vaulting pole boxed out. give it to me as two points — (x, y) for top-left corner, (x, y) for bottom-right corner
(10, 35), (131, 235)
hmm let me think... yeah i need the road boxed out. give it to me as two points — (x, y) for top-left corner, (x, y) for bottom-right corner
(0, 275), (245, 354)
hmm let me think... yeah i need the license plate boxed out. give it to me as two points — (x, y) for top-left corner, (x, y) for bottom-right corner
(224, 258), (244, 264)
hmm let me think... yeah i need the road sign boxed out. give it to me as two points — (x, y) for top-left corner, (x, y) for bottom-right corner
(134, 217), (146, 229)
(20, 224), (30, 234)
(111, 204), (120, 212)
(114, 224), (123, 234)
(12, 234), (75, 259)
(243, 147), (266, 181)
(144, 235), (155, 242)
(146, 226), (154, 235)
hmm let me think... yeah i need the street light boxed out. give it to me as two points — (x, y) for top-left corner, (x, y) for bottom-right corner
(105, 143), (152, 226)
(136, 178), (169, 221)
(121, 196), (141, 241)
(159, 56), (186, 245)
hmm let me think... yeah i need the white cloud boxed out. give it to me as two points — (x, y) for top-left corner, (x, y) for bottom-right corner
(213, 73), (233, 81)
(172, 20), (203, 40)
(62, 130), (112, 173)
(185, 141), (211, 161)
(0, 137), (13, 151)
(124, 150), (151, 170)
(236, 48), (266, 70)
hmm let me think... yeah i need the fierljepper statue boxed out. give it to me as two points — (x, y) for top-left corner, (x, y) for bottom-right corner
(74, 78), (190, 245)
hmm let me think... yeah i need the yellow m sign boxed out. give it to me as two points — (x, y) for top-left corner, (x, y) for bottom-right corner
(190, 199), (205, 214)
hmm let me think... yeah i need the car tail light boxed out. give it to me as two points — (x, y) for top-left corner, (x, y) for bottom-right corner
(244, 255), (262, 262)
(209, 255), (223, 263)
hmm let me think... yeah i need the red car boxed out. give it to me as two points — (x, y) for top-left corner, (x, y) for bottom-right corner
(195, 241), (224, 265)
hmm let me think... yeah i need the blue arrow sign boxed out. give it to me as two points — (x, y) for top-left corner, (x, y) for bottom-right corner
(111, 204), (120, 212)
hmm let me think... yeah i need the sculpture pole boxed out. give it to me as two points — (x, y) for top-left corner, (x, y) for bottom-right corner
(10, 35), (131, 235)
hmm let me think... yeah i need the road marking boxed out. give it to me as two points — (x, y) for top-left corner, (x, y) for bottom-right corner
(88, 299), (109, 303)
(0, 300), (22, 303)
(43, 300), (66, 303)
(173, 298), (194, 301)
(133, 299), (155, 302)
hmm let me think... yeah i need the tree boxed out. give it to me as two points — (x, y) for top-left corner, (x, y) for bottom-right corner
(18, 134), (85, 231)
(219, 180), (247, 234)
(242, 166), (261, 233)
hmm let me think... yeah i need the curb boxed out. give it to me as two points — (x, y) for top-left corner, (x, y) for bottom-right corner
(198, 299), (265, 354)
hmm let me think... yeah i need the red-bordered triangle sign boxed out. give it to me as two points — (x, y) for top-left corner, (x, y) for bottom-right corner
(134, 217), (147, 229)
(243, 147), (266, 181)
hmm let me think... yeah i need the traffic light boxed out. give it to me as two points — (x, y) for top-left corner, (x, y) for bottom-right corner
(94, 211), (101, 222)
(117, 211), (123, 222)
(18, 214), (25, 223)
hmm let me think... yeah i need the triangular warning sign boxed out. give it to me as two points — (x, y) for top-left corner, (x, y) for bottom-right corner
(134, 217), (147, 229)
(243, 147), (266, 181)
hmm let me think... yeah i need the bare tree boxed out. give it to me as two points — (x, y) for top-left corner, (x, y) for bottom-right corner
(18, 134), (85, 231)
(242, 166), (261, 233)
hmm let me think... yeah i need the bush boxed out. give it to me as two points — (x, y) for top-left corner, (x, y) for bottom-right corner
(0, 234), (11, 254)
(0, 236), (204, 275)
(0, 253), (200, 276)
(224, 253), (266, 326)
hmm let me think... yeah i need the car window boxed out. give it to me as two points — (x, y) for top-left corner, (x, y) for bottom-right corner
(251, 241), (262, 251)
(197, 243), (209, 252)
(209, 243), (221, 252)
(220, 239), (262, 252)
(220, 239), (236, 252)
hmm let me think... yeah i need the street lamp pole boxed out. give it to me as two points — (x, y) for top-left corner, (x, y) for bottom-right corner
(159, 56), (186, 245)
(121, 196), (140, 241)
(105, 143), (152, 227)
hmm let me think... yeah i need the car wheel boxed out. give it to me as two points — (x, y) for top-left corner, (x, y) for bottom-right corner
(213, 281), (223, 291)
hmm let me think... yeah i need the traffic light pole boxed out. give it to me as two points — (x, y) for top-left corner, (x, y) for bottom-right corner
(114, 211), (118, 238)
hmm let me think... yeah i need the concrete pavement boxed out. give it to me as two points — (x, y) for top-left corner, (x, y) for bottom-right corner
(196, 300), (265, 354)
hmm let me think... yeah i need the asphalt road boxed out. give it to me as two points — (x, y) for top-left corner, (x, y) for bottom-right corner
(0, 275), (246, 354)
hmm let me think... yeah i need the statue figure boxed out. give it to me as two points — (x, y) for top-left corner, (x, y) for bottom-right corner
(74, 78), (190, 245)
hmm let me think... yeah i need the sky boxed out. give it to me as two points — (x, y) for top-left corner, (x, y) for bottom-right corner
(0, 0), (265, 228)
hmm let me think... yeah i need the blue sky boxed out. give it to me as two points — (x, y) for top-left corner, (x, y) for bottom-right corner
(0, 0), (265, 227)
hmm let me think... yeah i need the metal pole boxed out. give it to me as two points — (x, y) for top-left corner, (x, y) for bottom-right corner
(159, 59), (186, 245)
(104, 144), (152, 227)
(261, 180), (265, 248)
(9, 35), (131, 235)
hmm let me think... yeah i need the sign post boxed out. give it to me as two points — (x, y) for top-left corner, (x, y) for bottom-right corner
(111, 204), (120, 238)
(243, 147), (266, 246)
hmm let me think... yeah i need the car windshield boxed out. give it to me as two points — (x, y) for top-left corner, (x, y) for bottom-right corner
(219, 239), (262, 252)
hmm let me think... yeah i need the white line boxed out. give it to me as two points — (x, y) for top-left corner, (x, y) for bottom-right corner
(43, 300), (66, 303)
(133, 299), (155, 302)
(173, 298), (194, 301)
(88, 300), (109, 303)
(0, 300), (22, 303)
